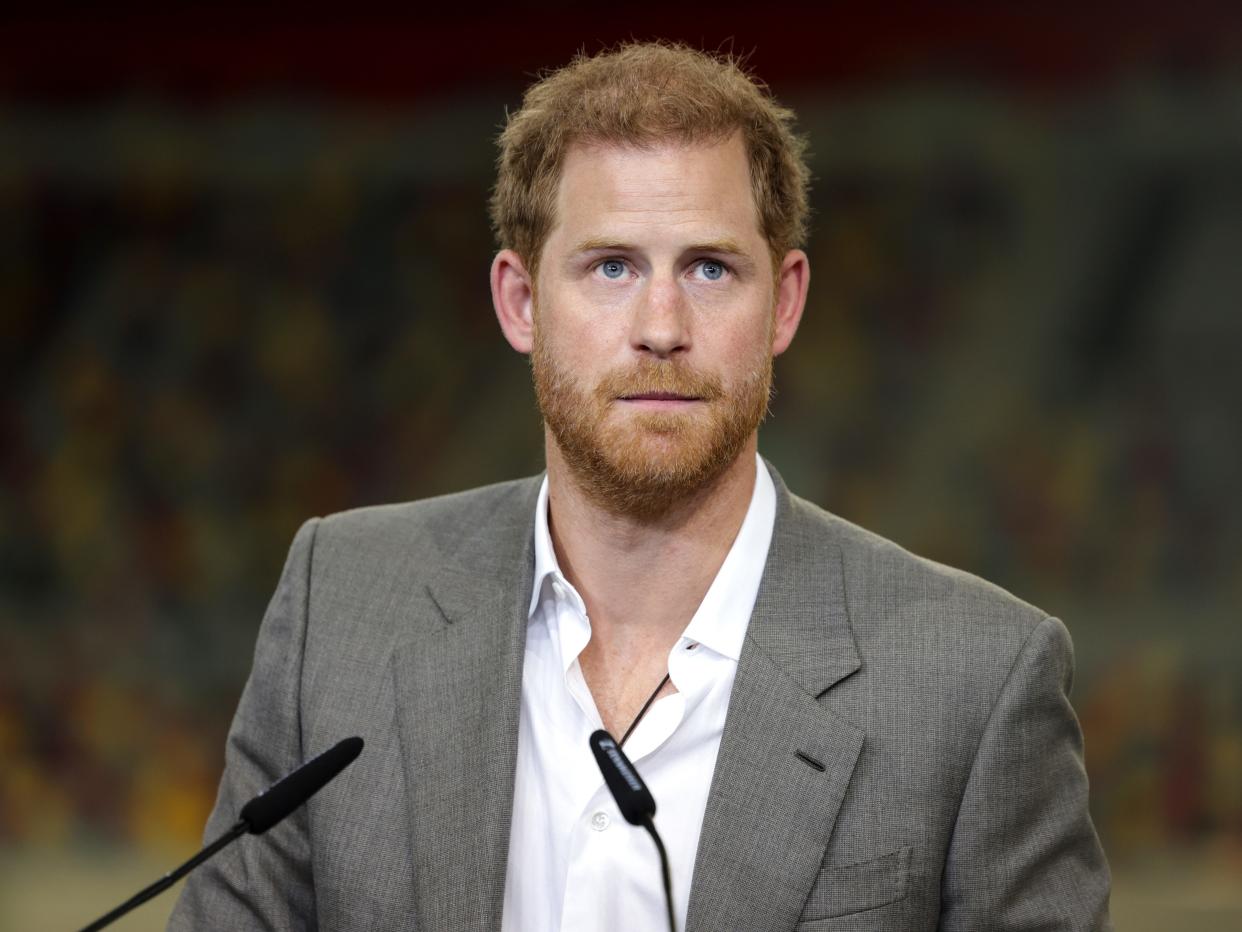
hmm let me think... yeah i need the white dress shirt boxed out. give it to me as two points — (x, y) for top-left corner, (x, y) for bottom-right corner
(501, 454), (777, 931)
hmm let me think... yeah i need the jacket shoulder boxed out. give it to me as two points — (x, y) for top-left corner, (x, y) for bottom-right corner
(283, 476), (541, 676)
(787, 491), (1052, 645)
(312, 475), (542, 561)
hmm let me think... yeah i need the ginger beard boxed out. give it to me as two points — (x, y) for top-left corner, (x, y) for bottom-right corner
(531, 315), (774, 520)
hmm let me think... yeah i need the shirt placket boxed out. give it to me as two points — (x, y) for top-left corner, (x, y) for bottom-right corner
(551, 580), (699, 931)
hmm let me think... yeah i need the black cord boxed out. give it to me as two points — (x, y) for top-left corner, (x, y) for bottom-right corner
(641, 815), (677, 932)
(619, 672), (671, 748)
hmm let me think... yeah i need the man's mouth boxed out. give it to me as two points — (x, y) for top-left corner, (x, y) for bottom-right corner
(619, 392), (703, 403)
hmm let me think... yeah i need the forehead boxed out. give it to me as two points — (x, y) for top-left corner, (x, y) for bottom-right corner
(548, 134), (764, 248)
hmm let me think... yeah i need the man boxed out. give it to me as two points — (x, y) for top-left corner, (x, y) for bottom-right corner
(171, 42), (1111, 930)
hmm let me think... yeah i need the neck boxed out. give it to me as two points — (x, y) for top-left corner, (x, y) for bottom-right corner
(543, 433), (759, 654)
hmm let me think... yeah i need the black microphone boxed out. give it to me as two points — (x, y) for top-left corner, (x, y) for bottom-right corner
(241, 735), (363, 833)
(589, 729), (677, 932)
(589, 729), (656, 824)
(77, 736), (364, 932)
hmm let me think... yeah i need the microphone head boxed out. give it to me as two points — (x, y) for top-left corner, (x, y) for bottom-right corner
(589, 729), (656, 826)
(239, 736), (364, 834)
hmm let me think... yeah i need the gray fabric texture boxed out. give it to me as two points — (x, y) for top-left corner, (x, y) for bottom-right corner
(168, 462), (1111, 931)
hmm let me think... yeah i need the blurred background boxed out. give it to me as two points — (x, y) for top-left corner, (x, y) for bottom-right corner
(2, 6), (1240, 929)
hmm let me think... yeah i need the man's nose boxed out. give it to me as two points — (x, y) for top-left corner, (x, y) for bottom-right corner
(630, 275), (690, 358)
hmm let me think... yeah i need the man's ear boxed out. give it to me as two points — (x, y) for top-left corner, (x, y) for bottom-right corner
(771, 248), (810, 357)
(492, 249), (535, 354)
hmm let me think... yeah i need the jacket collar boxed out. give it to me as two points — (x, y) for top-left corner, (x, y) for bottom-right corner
(391, 475), (540, 931)
(685, 463), (863, 931)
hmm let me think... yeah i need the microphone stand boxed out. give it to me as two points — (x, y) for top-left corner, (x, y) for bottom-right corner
(78, 820), (248, 932)
(640, 815), (677, 932)
(75, 735), (364, 932)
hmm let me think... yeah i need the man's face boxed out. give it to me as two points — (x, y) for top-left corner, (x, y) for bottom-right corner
(529, 134), (782, 518)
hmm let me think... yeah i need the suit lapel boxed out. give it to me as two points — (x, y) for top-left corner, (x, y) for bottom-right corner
(685, 466), (864, 932)
(390, 479), (540, 932)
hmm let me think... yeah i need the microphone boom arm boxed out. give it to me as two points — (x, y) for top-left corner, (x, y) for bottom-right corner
(78, 820), (248, 932)
(75, 735), (364, 932)
(640, 815), (677, 932)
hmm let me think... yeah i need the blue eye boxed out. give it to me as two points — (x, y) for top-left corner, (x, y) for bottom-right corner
(600, 259), (626, 279)
(700, 260), (725, 281)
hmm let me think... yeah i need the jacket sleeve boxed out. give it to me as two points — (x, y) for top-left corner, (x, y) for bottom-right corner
(939, 615), (1112, 931)
(167, 517), (321, 931)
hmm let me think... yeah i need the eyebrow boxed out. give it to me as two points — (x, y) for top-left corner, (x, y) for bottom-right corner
(686, 238), (750, 258)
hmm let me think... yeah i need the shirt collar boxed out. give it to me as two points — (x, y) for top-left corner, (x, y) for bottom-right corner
(527, 453), (777, 663)
(680, 454), (775, 662)
(529, 475), (567, 617)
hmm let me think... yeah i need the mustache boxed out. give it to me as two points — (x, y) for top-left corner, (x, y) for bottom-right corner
(595, 359), (724, 402)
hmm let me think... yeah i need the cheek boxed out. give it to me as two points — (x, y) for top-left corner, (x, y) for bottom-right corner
(712, 313), (773, 367)
(534, 319), (606, 387)
(542, 321), (599, 367)
(540, 305), (629, 365)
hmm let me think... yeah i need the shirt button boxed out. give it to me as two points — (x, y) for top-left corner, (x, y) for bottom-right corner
(590, 811), (611, 831)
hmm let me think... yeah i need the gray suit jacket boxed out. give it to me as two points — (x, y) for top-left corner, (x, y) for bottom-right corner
(169, 463), (1111, 930)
